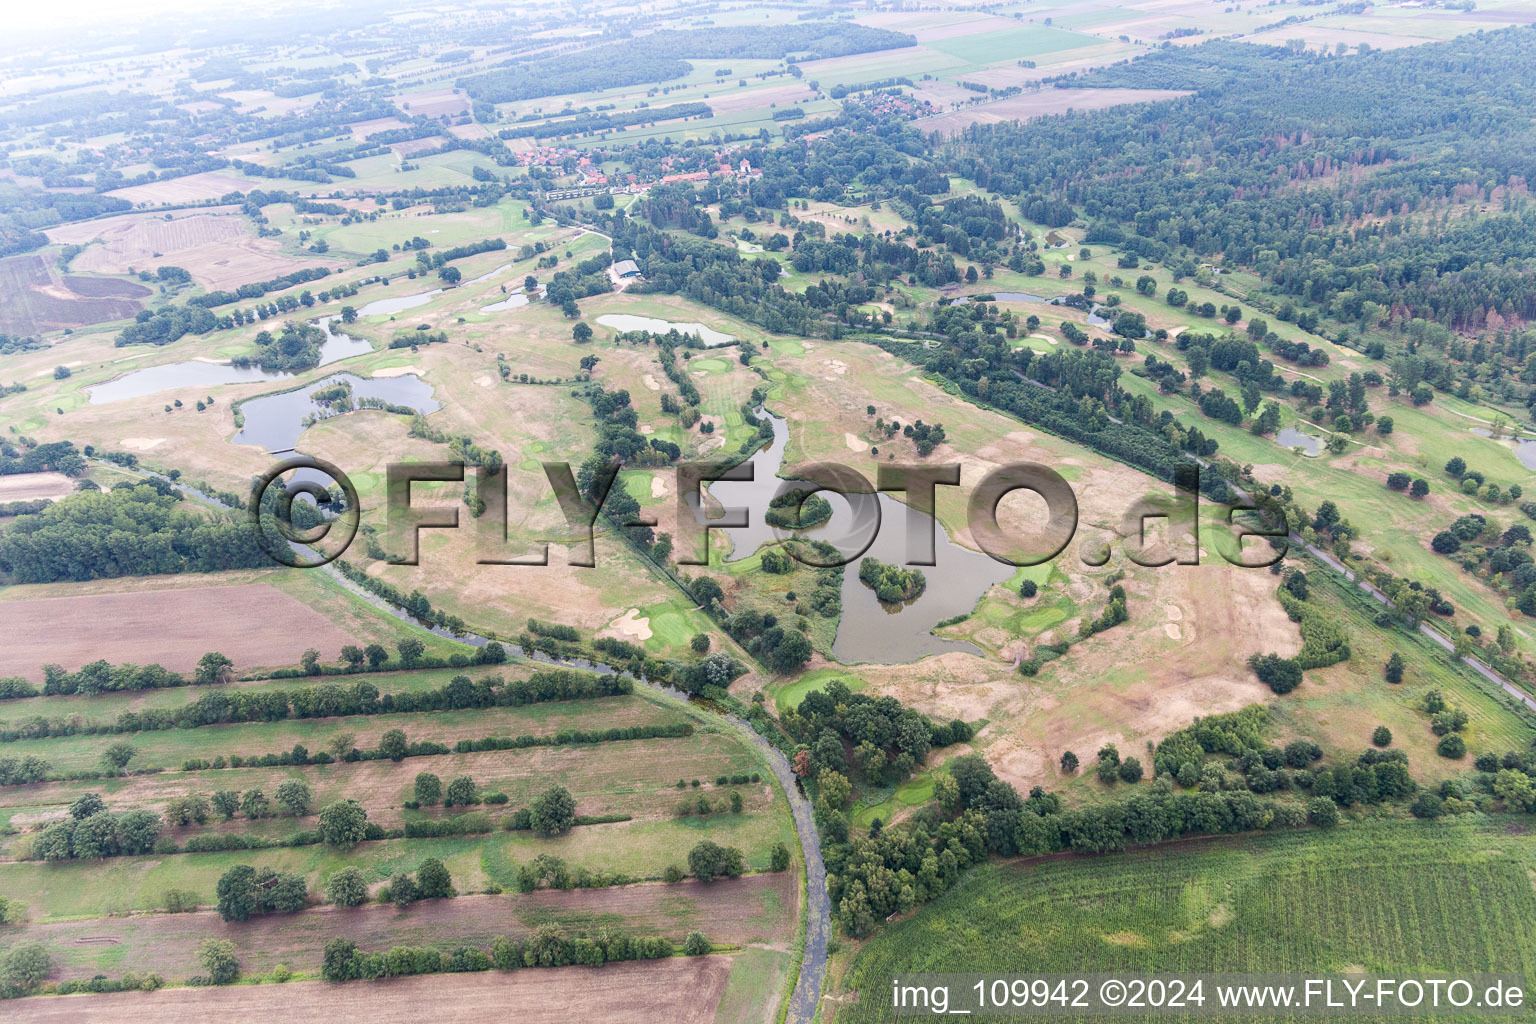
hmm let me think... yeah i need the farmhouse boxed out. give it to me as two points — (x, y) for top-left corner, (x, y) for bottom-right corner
(613, 259), (642, 279)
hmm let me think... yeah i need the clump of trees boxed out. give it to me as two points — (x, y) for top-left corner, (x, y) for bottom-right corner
(783, 679), (970, 789)
(215, 864), (308, 921)
(27, 794), (161, 861)
(381, 857), (455, 907)
(857, 556), (927, 603)
(688, 840), (746, 882)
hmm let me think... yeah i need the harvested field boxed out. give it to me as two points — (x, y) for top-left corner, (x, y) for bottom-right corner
(396, 88), (470, 118)
(0, 471), (75, 502)
(104, 171), (261, 206)
(391, 138), (443, 157)
(1, 957), (733, 1024)
(27, 876), (793, 980)
(59, 275), (151, 299)
(705, 83), (812, 115)
(47, 209), (342, 293)
(916, 87), (1192, 134)
(0, 581), (358, 679)
(346, 116), (413, 141)
(0, 253), (143, 335)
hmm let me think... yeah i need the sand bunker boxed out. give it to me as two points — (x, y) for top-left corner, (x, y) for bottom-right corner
(611, 608), (653, 641)
(651, 476), (668, 498)
(845, 433), (864, 451)
(642, 374), (661, 391)
(372, 365), (424, 378)
(1164, 622), (1183, 640)
(120, 437), (166, 451)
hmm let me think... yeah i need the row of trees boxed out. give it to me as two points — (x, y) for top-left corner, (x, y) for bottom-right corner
(4, 668), (629, 741)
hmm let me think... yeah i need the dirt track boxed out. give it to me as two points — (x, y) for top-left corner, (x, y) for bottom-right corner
(3, 957), (732, 1024)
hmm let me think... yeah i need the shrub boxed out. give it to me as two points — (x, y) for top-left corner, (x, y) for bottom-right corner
(530, 785), (576, 837)
(197, 939), (240, 985)
(683, 931), (710, 956)
(327, 867), (370, 907)
(1306, 796), (1339, 829)
(1437, 733), (1467, 759)
(1372, 726), (1392, 747)
(688, 840), (745, 882)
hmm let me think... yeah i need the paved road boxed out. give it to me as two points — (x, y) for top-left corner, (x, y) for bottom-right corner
(126, 461), (836, 1023)
(1292, 533), (1536, 714)
(735, 715), (829, 1024)
(323, 557), (834, 1023)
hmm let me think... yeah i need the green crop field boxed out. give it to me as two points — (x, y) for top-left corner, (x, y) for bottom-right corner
(835, 818), (1536, 1022)
(926, 27), (1104, 66)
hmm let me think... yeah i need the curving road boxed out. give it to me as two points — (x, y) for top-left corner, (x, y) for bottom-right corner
(119, 460), (835, 1023)
(728, 710), (830, 1024)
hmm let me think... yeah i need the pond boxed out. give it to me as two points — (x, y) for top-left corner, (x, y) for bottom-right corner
(87, 315), (373, 404)
(1471, 427), (1536, 471)
(233, 372), (441, 455)
(952, 291), (1047, 304)
(465, 262), (512, 285)
(356, 287), (442, 318)
(1047, 295), (1111, 326)
(1275, 426), (1323, 457)
(481, 290), (529, 313)
(595, 313), (735, 347)
(690, 411), (1012, 664)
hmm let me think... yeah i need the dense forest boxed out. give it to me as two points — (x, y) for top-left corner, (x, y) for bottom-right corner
(952, 31), (1536, 339)
(459, 23), (914, 103)
(0, 484), (268, 583)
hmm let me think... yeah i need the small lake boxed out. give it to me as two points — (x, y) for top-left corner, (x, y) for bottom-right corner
(690, 411), (1012, 664)
(233, 372), (441, 454)
(1471, 427), (1536, 470)
(356, 288), (441, 318)
(1047, 296), (1111, 325)
(952, 291), (1047, 304)
(465, 263), (512, 285)
(596, 314), (735, 347)
(1276, 426), (1323, 456)
(88, 315), (373, 404)
(481, 290), (529, 312)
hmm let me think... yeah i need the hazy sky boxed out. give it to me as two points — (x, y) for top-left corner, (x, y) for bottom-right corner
(9, 0), (258, 35)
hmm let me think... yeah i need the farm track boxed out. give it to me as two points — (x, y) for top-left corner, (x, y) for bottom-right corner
(309, 561), (831, 1023)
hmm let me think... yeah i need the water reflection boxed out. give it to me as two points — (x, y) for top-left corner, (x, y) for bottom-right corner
(88, 315), (373, 404)
(688, 411), (1011, 664)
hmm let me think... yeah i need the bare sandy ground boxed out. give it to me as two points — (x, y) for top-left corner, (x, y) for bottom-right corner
(0, 471), (74, 502)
